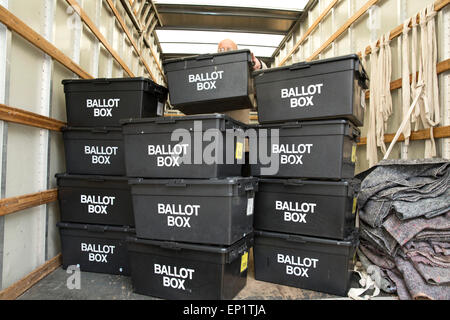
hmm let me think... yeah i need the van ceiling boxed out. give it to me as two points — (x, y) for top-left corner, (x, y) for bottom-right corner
(152, 0), (310, 64)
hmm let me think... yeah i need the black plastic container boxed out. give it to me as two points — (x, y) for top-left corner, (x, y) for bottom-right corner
(57, 222), (135, 275)
(163, 50), (256, 114)
(56, 173), (134, 227)
(127, 234), (253, 300)
(62, 77), (168, 127)
(253, 230), (358, 296)
(254, 179), (356, 240)
(253, 54), (369, 126)
(62, 127), (125, 176)
(129, 177), (257, 245)
(121, 114), (246, 179)
(250, 120), (360, 179)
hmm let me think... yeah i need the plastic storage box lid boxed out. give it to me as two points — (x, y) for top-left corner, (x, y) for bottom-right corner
(163, 49), (252, 73)
(256, 119), (361, 138)
(62, 77), (167, 93)
(127, 233), (253, 264)
(61, 126), (122, 133)
(254, 229), (359, 248)
(57, 222), (135, 234)
(253, 54), (369, 88)
(129, 176), (257, 185)
(257, 178), (356, 197)
(120, 113), (248, 132)
(56, 173), (130, 182)
(129, 177), (258, 196)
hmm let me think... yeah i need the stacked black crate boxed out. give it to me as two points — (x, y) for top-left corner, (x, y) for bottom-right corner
(57, 77), (168, 277)
(250, 54), (369, 296)
(121, 50), (257, 300)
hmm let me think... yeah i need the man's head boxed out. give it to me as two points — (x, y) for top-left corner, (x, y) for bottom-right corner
(218, 39), (238, 53)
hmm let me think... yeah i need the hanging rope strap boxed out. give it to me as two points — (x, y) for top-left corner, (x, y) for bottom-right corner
(402, 18), (412, 147)
(367, 42), (379, 167)
(410, 16), (421, 131)
(419, 5), (439, 158)
(376, 32), (393, 155)
(384, 4), (440, 160)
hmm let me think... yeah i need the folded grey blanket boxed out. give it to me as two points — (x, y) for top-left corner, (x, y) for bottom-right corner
(356, 159), (450, 228)
(354, 159), (450, 300)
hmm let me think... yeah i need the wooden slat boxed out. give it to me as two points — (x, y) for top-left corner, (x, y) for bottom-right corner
(0, 254), (62, 300)
(361, 0), (450, 57)
(357, 126), (450, 146)
(364, 59), (450, 99)
(0, 104), (66, 131)
(149, 0), (163, 28)
(148, 43), (164, 79)
(278, 0), (340, 67)
(65, 0), (135, 77)
(307, 0), (379, 62)
(0, 189), (58, 217)
(104, 0), (158, 82)
(140, 3), (152, 26)
(105, 0), (166, 84)
(0, 5), (92, 79)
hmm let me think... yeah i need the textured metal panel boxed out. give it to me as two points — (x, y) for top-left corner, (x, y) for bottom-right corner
(156, 4), (302, 34)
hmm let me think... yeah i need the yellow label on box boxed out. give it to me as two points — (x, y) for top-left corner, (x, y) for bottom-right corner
(351, 145), (357, 163)
(240, 251), (248, 272)
(236, 142), (243, 160)
(352, 198), (357, 214)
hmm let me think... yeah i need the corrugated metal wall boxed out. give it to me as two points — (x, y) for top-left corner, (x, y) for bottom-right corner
(0, 0), (164, 290)
(272, 0), (449, 174)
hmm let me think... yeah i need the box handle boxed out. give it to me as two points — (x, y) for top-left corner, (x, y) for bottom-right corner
(92, 78), (111, 85)
(153, 86), (167, 96)
(87, 177), (106, 182)
(243, 183), (255, 191)
(286, 235), (307, 244)
(86, 225), (107, 233)
(227, 242), (249, 263)
(289, 62), (311, 71)
(160, 242), (182, 251)
(349, 126), (361, 142)
(91, 128), (110, 134)
(280, 122), (302, 129)
(154, 118), (176, 124)
(356, 64), (370, 89)
(284, 179), (304, 186)
(165, 180), (187, 187)
(195, 54), (214, 61)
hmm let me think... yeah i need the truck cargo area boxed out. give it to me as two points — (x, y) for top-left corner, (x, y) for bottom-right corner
(0, 0), (448, 303)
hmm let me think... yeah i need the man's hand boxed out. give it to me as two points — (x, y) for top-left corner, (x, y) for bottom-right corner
(251, 53), (262, 71)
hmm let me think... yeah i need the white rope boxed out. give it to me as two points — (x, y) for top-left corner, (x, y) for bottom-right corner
(367, 42), (379, 167)
(375, 32), (393, 155)
(419, 5), (439, 158)
(402, 18), (412, 147)
(384, 4), (440, 160)
(384, 82), (424, 160)
(410, 16), (421, 130)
